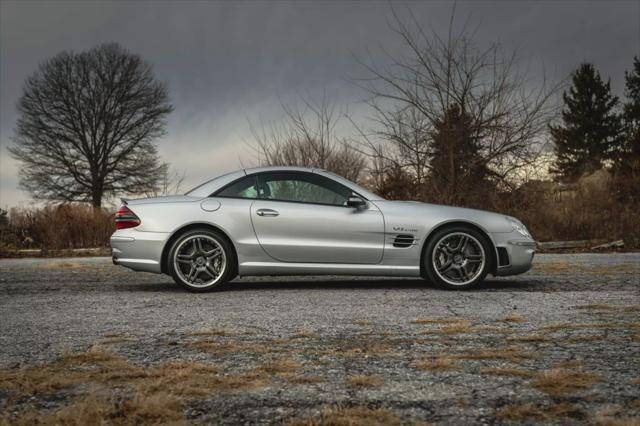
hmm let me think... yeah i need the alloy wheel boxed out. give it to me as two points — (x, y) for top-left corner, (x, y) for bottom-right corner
(173, 234), (226, 288)
(431, 232), (485, 286)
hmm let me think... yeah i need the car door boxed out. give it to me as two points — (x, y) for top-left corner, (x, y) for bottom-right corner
(250, 171), (384, 264)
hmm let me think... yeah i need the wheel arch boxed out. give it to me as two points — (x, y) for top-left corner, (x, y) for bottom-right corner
(160, 222), (238, 275)
(419, 220), (498, 277)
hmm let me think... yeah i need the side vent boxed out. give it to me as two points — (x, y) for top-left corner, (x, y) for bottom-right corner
(497, 247), (510, 266)
(393, 234), (416, 248)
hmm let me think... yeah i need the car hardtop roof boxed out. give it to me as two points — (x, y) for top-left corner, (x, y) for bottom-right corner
(187, 166), (383, 200)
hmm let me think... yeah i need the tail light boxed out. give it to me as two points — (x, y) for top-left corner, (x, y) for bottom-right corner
(115, 205), (141, 230)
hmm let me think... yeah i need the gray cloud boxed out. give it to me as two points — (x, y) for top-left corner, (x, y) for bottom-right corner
(1, 0), (638, 207)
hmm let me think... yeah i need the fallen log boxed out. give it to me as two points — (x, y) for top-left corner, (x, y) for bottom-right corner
(591, 240), (624, 250)
(536, 239), (605, 250)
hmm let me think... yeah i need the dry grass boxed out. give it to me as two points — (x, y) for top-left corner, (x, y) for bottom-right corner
(532, 368), (600, 396)
(414, 358), (460, 371)
(534, 262), (573, 274)
(97, 332), (132, 345)
(474, 326), (513, 334)
(587, 264), (639, 276)
(255, 358), (302, 375)
(285, 375), (325, 385)
(552, 360), (585, 369)
(507, 335), (550, 343)
(499, 314), (526, 323)
(346, 375), (383, 388)
(447, 346), (536, 363)
(287, 406), (401, 426)
(293, 328), (318, 338)
(37, 261), (83, 270)
(567, 335), (605, 343)
(321, 340), (395, 358)
(411, 319), (461, 325)
(541, 322), (625, 332)
(97, 336), (132, 345)
(421, 320), (473, 335)
(187, 339), (295, 355)
(0, 346), (272, 424)
(1, 391), (186, 426)
(593, 405), (640, 426)
(496, 402), (584, 422)
(189, 327), (232, 337)
(576, 304), (616, 310)
(480, 367), (535, 377)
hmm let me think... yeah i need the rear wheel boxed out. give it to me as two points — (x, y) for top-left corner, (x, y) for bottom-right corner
(423, 226), (492, 289)
(168, 228), (236, 292)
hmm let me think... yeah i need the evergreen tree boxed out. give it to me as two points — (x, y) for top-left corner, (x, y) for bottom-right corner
(622, 56), (640, 163)
(550, 63), (623, 181)
(428, 104), (493, 206)
(613, 56), (640, 199)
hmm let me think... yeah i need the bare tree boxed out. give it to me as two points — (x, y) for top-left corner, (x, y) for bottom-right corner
(356, 5), (557, 204)
(9, 43), (173, 208)
(143, 163), (186, 198)
(251, 94), (366, 183)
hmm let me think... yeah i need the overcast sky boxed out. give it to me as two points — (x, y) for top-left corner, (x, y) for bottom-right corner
(1, 0), (638, 208)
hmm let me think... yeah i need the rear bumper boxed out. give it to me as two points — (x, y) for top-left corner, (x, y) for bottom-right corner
(110, 230), (169, 273)
(490, 232), (536, 277)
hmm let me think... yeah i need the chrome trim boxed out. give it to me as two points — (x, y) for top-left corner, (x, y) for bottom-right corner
(508, 240), (537, 248)
(110, 236), (135, 242)
(116, 258), (159, 265)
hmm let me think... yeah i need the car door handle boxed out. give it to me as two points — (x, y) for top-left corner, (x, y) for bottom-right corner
(256, 208), (279, 217)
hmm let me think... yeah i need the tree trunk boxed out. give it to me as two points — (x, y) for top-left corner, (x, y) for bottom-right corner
(91, 190), (102, 208)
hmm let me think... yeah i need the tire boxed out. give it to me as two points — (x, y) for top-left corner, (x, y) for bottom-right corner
(167, 228), (236, 292)
(423, 225), (493, 290)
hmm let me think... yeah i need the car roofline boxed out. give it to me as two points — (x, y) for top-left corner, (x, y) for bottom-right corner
(187, 166), (384, 200)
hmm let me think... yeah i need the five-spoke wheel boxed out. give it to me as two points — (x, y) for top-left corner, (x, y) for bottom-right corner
(168, 229), (235, 292)
(423, 226), (492, 289)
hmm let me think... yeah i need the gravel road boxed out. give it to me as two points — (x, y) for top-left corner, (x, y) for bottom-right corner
(0, 254), (638, 425)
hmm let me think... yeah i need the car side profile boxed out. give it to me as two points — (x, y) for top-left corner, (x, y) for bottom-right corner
(110, 166), (536, 291)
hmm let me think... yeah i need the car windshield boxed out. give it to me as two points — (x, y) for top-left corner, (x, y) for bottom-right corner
(320, 170), (385, 201)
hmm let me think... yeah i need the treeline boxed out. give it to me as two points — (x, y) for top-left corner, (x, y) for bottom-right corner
(254, 12), (640, 247)
(2, 9), (639, 252)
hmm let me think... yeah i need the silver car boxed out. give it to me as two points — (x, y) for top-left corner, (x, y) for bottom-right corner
(111, 166), (535, 291)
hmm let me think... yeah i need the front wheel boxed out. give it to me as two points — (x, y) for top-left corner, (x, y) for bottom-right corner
(423, 226), (492, 289)
(167, 229), (236, 292)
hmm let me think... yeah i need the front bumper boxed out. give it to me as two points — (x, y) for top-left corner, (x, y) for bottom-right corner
(110, 229), (169, 273)
(490, 231), (536, 277)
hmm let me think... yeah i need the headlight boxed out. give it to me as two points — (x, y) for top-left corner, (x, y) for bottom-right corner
(506, 217), (531, 238)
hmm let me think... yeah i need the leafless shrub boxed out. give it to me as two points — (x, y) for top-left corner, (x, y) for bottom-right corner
(252, 94), (366, 183)
(1, 204), (113, 253)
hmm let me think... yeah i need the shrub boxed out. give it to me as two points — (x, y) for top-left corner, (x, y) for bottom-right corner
(0, 204), (114, 254)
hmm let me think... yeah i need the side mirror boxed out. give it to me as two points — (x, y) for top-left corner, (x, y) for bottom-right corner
(347, 195), (367, 209)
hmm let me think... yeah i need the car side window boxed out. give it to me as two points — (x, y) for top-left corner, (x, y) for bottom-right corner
(215, 176), (258, 199)
(256, 172), (352, 206)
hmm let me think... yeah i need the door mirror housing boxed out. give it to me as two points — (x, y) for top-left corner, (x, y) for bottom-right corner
(347, 195), (367, 209)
